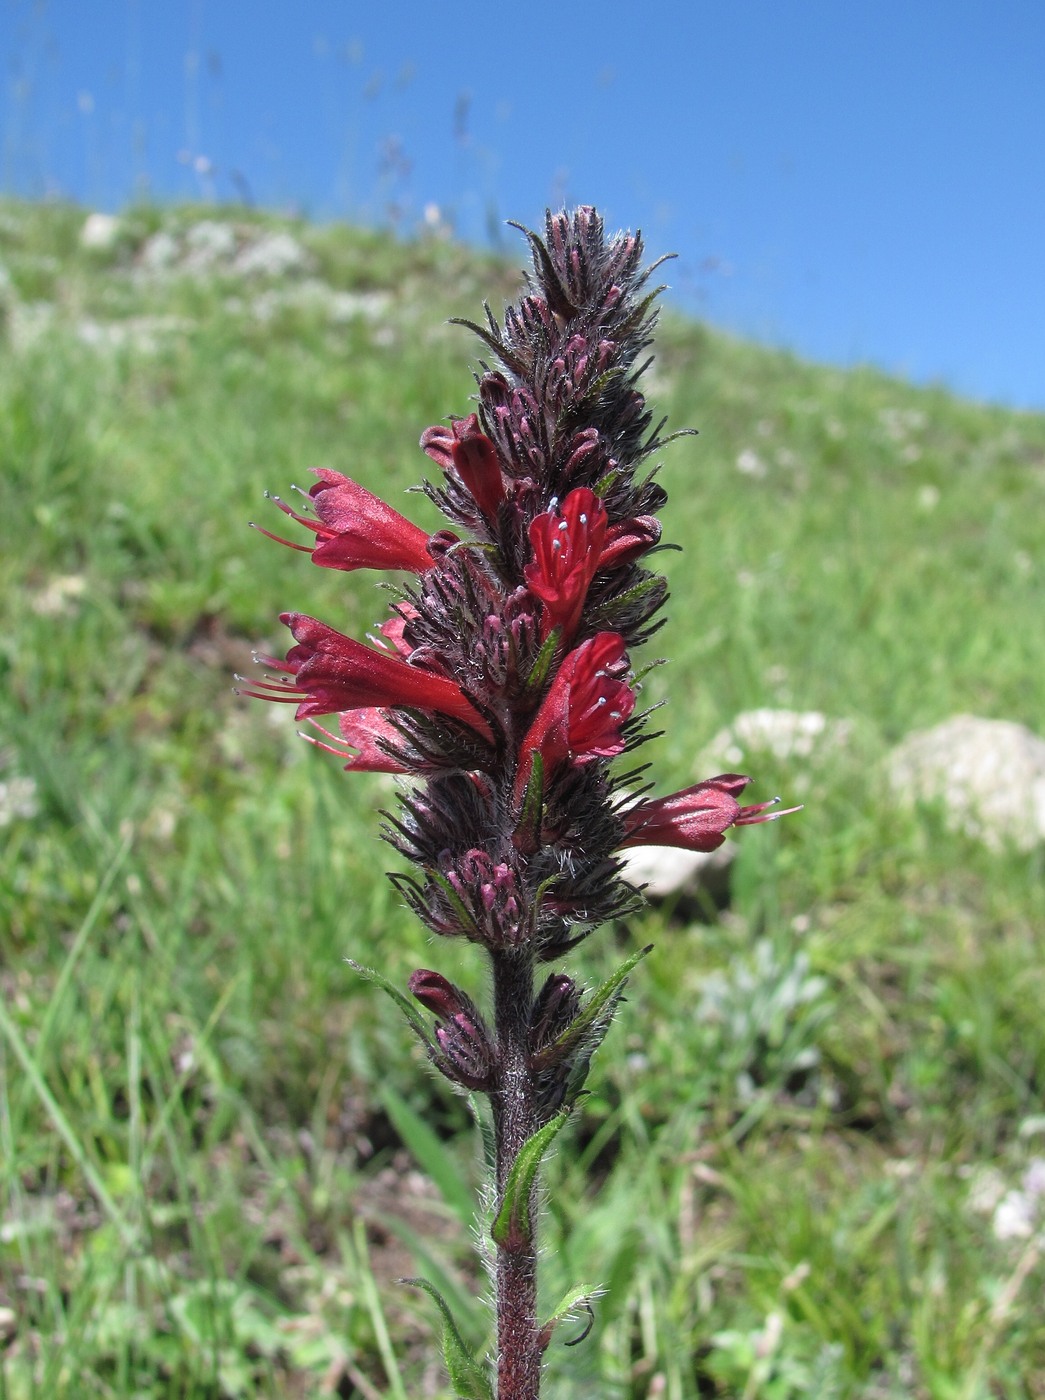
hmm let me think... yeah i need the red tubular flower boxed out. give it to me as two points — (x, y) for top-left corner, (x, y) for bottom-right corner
(621, 774), (802, 852)
(255, 469), (434, 574)
(600, 514), (662, 568)
(524, 490), (663, 641)
(516, 632), (635, 796)
(524, 488), (608, 640)
(420, 414), (506, 522)
(244, 612), (491, 736)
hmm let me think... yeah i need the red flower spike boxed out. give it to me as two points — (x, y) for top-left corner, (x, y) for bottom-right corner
(259, 469), (434, 574)
(525, 488), (608, 641)
(621, 774), (803, 853)
(421, 414), (506, 522)
(246, 612), (491, 737)
(516, 632), (635, 798)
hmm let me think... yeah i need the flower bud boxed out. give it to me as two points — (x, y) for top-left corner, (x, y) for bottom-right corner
(408, 970), (495, 1091)
(529, 974), (581, 1055)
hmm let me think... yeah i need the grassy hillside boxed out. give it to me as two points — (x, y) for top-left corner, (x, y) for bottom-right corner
(1, 199), (1044, 1399)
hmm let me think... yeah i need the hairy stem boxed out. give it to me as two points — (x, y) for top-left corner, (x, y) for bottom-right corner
(491, 948), (541, 1400)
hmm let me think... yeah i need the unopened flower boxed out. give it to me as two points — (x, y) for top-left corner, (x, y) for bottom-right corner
(621, 774), (801, 853)
(445, 849), (526, 947)
(420, 413), (506, 523)
(516, 632), (635, 796)
(409, 969), (494, 1090)
(529, 973), (580, 1054)
(600, 514), (662, 568)
(254, 469), (434, 573)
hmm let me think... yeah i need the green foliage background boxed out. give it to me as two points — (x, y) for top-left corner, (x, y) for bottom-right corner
(2, 201), (1044, 1397)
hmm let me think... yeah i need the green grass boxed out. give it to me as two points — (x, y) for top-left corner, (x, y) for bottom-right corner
(2, 197), (1044, 1398)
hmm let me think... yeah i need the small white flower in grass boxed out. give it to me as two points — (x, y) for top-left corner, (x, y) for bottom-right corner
(991, 1159), (1045, 1241)
(736, 447), (767, 478)
(0, 776), (38, 826)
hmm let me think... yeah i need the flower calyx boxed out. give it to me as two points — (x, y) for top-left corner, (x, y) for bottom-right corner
(409, 970), (495, 1091)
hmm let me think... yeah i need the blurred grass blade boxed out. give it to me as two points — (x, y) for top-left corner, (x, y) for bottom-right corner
(350, 1218), (409, 1400)
(36, 825), (134, 1062)
(0, 997), (137, 1250)
(379, 1084), (475, 1230)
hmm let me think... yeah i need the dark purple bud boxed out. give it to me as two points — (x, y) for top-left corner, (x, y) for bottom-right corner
(408, 969), (495, 1091)
(435, 1014), (495, 1091)
(409, 969), (465, 1019)
(445, 849), (528, 947)
(529, 973), (581, 1055)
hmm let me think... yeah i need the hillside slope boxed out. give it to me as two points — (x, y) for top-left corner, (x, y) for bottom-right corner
(2, 200), (1044, 1399)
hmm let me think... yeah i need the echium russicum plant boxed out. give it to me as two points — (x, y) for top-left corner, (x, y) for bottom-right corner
(242, 207), (798, 1399)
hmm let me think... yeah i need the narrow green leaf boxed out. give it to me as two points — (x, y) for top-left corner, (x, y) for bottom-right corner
(352, 1220), (409, 1400)
(592, 465), (622, 498)
(469, 1094), (497, 1177)
(346, 960), (432, 1048)
(379, 1085), (476, 1230)
(400, 1277), (494, 1400)
(491, 1111), (569, 1249)
(512, 750), (544, 854)
(0, 997), (138, 1251)
(533, 944), (652, 1072)
(522, 629), (559, 698)
(377, 1212), (482, 1343)
(538, 1282), (604, 1351)
(586, 574), (669, 632)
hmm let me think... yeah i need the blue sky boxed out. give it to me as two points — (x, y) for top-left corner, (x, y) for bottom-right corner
(3, 1), (1044, 410)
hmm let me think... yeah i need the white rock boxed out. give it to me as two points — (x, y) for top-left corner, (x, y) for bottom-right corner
(30, 573), (87, 616)
(700, 709), (852, 772)
(619, 842), (735, 900)
(80, 212), (120, 249)
(0, 775), (39, 826)
(886, 715), (1045, 852)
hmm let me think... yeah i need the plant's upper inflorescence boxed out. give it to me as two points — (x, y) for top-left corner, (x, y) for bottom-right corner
(244, 207), (796, 1106)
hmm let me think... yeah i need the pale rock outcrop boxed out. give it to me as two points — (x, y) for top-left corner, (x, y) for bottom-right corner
(886, 715), (1045, 852)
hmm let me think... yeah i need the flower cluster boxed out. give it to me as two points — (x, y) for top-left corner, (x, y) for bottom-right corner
(243, 207), (796, 1114)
